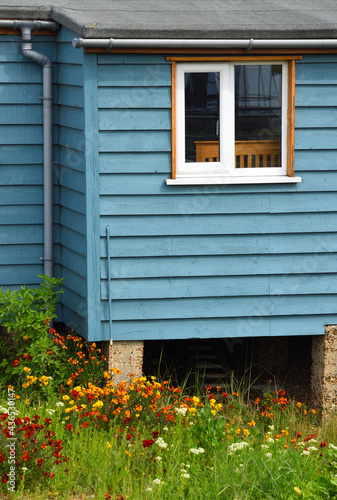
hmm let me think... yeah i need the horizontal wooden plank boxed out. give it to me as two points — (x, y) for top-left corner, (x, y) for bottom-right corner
(99, 212), (337, 237)
(58, 166), (86, 193)
(57, 64), (83, 87)
(99, 130), (171, 152)
(295, 84), (337, 106)
(0, 165), (42, 185)
(59, 186), (86, 215)
(59, 267), (87, 299)
(59, 226), (86, 256)
(0, 83), (43, 104)
(99, 152), (171, 174)
(295, 107), (337, 128)
(0, 125), (42, 145)
(0, 264), (43, 287)
(99, 172), (337, 194)
(60, 246), (87, 279)
(294, 150), (337, 171)
(98, 54), (167, 65)
(0, 144), (42, 164)
(61, 305), (88, 339)
(59, 207), (86, 236)
(295, 129), (337, 150)
(58, 146), (85, 173)
(98, 86), (171, 109)
(1, 186), (59, 206)
(0, 224), (43, 245)
(101, 253), (337, 279)
(58, 105), (85, 130)
(101, 294), (337, 321)
(0, 244), (43, 265)
(100, 273), (337, 300)
(295, 62), (337, 84)
(100, 232), (337, 258)
(58, 127), (85, 152)
(98, 108), (171, 131)
(0, 104), (42, 124)
(98, 64), (171, 87)
(62, 287), (87, 319)
(0, 62), (42, 83)
(99, 192), (337, 216)
(0, 205), (43, 224)
(57, 40), (84, 64)
(58, 85), (84, 108)
(99, 314), (337, 341)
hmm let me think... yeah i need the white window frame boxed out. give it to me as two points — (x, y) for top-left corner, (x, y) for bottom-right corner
(166, 58), (302, 185)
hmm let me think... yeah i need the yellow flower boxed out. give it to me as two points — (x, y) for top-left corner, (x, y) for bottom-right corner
(244, 429), (250, 436)
(62, 395), (70, 401)
(23, 366), (31, 373)
(92, 400), (104, 409)
(247, 420), (256, 427)
(106, 442), (112, 449)
(24, 399), (30, 405)
(192, 396), (200, 405)
(7, 385), (14, 391)
(294, 487), (302, 496)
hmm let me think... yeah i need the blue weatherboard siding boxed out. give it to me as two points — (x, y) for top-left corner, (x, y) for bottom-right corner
(55, 27), (88, 337)
(97, 53), (337, 341)
(0, 35), (55, 290)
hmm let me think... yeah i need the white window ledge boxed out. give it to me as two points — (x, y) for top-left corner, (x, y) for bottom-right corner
(165, 176), (302, 186)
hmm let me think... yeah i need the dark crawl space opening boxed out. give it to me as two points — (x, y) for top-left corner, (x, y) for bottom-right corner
(143, 336), (313, 402)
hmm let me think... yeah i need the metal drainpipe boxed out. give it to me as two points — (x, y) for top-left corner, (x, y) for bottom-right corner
(72, 37), (337, 50)
(0, 20), (58, 277)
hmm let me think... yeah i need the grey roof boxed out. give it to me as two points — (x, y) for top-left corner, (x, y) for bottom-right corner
(1, 0), (337, 39)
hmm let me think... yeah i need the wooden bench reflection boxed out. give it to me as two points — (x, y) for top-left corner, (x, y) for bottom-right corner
(194, 140), (281, 168)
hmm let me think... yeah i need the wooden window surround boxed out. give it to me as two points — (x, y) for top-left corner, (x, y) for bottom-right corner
(166, 56), (302, 185)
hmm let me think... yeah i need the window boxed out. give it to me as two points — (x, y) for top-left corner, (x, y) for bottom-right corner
(166, 57), (301, 185)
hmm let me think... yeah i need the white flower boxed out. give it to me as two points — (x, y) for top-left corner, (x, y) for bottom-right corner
(265, 437), (274, 443)
(268, 425), (275, 431)
(152, 478), (162, 485)
(301, 450), (310, 456)
(163, 427), (169, 431)
(265, 452), (272, 458)
(329, 444), (337, 450)
(261, 445), (269, 449)
(145, 488), (152, 492)
(46, 409), (55, 415)
(189, 447), (205, 455)
(175, 407), (188, 416)
(55, 402), (64, 407)
(181, 473), (190, 479)
(228, 442), (249, 452)
(22, 467), (28, 471)
(307, 446), (318, 452)
(156, 438), (168, 449)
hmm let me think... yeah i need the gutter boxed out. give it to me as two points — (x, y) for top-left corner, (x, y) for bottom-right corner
(0, 20), (59, 277)
(72, 37), (337, 50)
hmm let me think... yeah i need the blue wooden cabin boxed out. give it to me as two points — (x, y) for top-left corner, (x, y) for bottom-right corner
(1, 0), (337, 352)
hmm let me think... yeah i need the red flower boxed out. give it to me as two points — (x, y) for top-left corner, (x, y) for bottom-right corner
(12, 358), (20, 367)
(222, 392), (228, 398)
(2, 473), (8, 484)
(126, 433), (132, 440)
(22, 451), (30, 462)
(297, 432), (302, 438)
(142, 439), (154, 448)
(151, 431), (159, 439)
(320, 441), (328, 448)
(65, 424), (73, 431)
(81, 422), (89, 428)
(37, 458), (45, 469)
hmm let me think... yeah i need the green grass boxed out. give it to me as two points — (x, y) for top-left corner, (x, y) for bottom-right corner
(1, 380), (337, 500)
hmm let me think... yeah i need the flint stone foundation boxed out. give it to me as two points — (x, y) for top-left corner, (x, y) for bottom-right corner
(311, 326), (337, 412)
(101, 340), (144, 385)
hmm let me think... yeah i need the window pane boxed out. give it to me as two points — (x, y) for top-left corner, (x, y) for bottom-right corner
(185, 72), (219, 163)
(235, 65), (282, 168)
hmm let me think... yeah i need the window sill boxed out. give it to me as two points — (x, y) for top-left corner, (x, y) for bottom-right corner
(165, 176), (302, 186)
